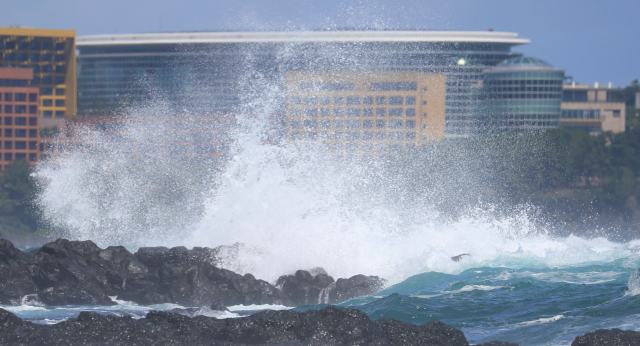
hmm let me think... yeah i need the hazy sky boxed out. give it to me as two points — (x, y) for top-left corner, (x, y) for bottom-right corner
(3, 0), (638, 87)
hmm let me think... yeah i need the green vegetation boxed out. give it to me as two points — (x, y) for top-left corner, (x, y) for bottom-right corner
(40, 126), (60, 138)
(0, 160), (39, 241)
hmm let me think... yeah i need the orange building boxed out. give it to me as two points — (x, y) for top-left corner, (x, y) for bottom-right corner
(0, 67), (40, 169)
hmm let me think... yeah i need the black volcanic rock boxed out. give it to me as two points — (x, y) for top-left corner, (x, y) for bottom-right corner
(0, 306), (473, 346)
(571, 328), (640, 346)
(277, 269), (385, 306)
(476, 342), (521, 346)
(0, 239), (37, 305)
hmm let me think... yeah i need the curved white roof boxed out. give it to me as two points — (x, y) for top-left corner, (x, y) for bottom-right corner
(77, 31), (530, 47)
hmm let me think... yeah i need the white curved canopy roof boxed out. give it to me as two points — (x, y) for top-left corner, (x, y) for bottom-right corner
(77, 31), (530, 47)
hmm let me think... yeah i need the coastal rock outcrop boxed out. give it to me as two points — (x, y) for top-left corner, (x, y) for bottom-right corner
(571, 328), (640, 346)
(0, 305), (471, 346)
(0, 238), (384, 308)
(276, 269), (385, 306)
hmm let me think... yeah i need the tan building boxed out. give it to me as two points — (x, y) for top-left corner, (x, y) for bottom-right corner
(561, 83), (625, 134)
(0, 27), (76, 119)
(286, 72), (446, 158)
(0, 67), (40, 169)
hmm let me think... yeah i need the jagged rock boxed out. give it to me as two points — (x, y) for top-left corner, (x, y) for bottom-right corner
(276, 269), (384, 306)
(0, 306), (473, 345)
(0, 239), (37, 305)
(571, 328), (640, 346)
(329, 274), (386, 304)
(476, 342), (521, 346)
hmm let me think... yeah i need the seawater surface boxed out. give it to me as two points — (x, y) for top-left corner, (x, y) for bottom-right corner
(5, 250), (640, 346)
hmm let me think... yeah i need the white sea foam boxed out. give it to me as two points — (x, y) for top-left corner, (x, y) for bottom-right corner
(518, 315), (564, 326)
(456, 285), (500, 292)
(626, 270), (640, 296)
(227, 304), (291, 312)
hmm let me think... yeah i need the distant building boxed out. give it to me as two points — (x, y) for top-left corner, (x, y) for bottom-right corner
(0, 67), (40, 169)
(561, 83), (625, 134)
(482, 57), (565, 132)
(0, 27), (76, 119)
(285, 71), (445, 157)
(75, 30), (530, 137)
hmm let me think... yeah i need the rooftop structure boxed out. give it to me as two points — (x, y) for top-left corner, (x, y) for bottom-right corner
(561, 82), (625, 134)
(76, 30), (530, 137)
(482, 56), (565, 132)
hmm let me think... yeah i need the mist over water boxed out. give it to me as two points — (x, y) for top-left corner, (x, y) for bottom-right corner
(33, 36), (637, 289)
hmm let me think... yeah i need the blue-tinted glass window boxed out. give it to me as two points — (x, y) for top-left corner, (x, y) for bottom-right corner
(15, 141), (26, 149)
(346, 108), (360, 117)
(15, 129), (27, 137)
(389, 108), (402, 117)
(29, 42), (40, 50)
(15, 93), (26, 102)
(376, 120), (386, 128)
(29, 129), (37, 138)
(43, 111), (53, 118)
(42, 54), (52, 61)
(42, 99), (53, 107)
(4, 93), (12, 102)
(4, 105), (12, 114)
(5, 153), (13, 161)
(363, 109), (373, 117)
(389, 120), (403, 128)
(376, 108), (386, 117)
(406, 108), (416, 116)
(42, 42), (53, 50)
(55, 43), (65, 50)
(4, 117), (11, 125)
(15, 153), (26, 160)
(4, 129), (12, 137)
(55, 89), (65, 96)
(55, 77), (65, 84)
(41, 88), (53, 95)
(15, 117), (26, 125)
(15, 106), (26, 114)
(389, 97), (403, 105)
(29, 93), (37, 102)
(42, 76), (53, 84)
(55, 55), (65, 62)
(28, 106), (37, 114)
(29, 117), (37, 126)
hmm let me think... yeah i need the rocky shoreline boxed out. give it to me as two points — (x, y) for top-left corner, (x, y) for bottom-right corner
(1, 238), (639, 345)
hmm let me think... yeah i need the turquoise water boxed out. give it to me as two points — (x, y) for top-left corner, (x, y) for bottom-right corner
(5, 257), (640, 346)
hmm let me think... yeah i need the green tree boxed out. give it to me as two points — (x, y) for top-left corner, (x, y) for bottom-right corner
(0, 160), (39, 239)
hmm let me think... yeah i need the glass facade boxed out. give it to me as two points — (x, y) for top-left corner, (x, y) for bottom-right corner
(77, 33), (527, 137)
(481, 57), (564, 132)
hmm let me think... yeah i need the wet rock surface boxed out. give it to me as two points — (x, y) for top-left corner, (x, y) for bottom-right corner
(0, 238), (383, 308)
(276, 269), (385, 306)
(0, 305), (474, 346)
(571, 328), (640, 346)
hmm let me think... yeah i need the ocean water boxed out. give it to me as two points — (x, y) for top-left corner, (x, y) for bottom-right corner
(5, 244), (640, 346)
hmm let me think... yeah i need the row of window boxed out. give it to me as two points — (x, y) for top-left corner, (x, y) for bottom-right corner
(291, 96), (418, 106)
(2, 117), (38, 126)
(488, 86), (562, 92)
(490, 93), (561, 100)
(1, 141), (39, 150)
(291, 131), (417, 141)
(1, 41), (66, 51)
(0, 93), (38, 102)
(1, 129), (38, 138)
(42, 111), (65, 118)
(0, 79), (30, 87)
(561, 109), (601, 119)
(0, 152), (38, 162)
(40, 88), (65, 96)
(291, 119), (417, 129)
(485, 79), (563, 86)
(31, 76), (66, 86)
(291, 108), (421, 117)
(27, 65), (67, 74)
(0, 105), (38, 114)
(330, 143), (416, 153)
(2, 53), (66, 63)
(41, 99), (65, 107)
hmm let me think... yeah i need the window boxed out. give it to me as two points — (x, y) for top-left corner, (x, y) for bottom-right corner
(29, 153), (37, 162)
(376, 120), (386, 128)
(371, 82), (417, 91)
(334, 109), (343, 117)
(320, 120), (331, 128)
(320, 108), (330, 117)
(389, 108), (402, 117)
(376, 108), (386, 117)
(43, 111), (53, 118)
(55, 88), (65, 96)
(290, 97), (301, 105)
(29, 93), (37, 102)
(363, 120), (373, 128)
(15, 141), (26, 150)
(376, 132), (386, 140)
(389, 97), (403, 105)
(406, 132), (416, 140)
(406, 96), (416, 105)
(15, 153), (26, 160)
(363, 132), (373, 140)
(29, 141), (37, 150)
(55, 111), (64, 118)
(290, 120), (301, 128)
(333, 120), (344, 128)
(4, 93), (12, 102)
(346, 108), (360, 117)
(320, 97), (330, 105)
(346, 120), (360, 128)
(29, 106), (37, 114)
(15, 93), (26, 102)
(406, 109), (416, 116)
(4, 117), (12, 125)
(334, 132), (344, 140)
(4, 153), (12, 161)
(304, 132), (317, 140)
(304, 97), (317, 105)
(42, 42), (53, 50)
(15, 106), (26, 114)
(389, 132), (403, 140)
(406, 120), (416, 128)
(363, 109), (373, 117)
(15, 129), (26, 138)
(54, 77), (65, 84)
(290, 109), (300, 117)
(363, 97), (373, 105)
(41, 88), (53, 95)
(334, 97), (344, 105)
(346, 132), (360, 140)
(15, 117), (26, 125)
(4, 141), (12, 149)
(55, 43), (65, 50)
(346, 97), (360, 105)
(42, 99), (53, 107)
(305, 108), (318, 117)
(304, 120), (318, 129)
(3, 105), (11, 114)
(389, 120), (403, 128)
(613, 110), (621, 117)
(376, 97), (386, 105)
(42, 54), (52, 61)
(29, 42), (40, 50)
